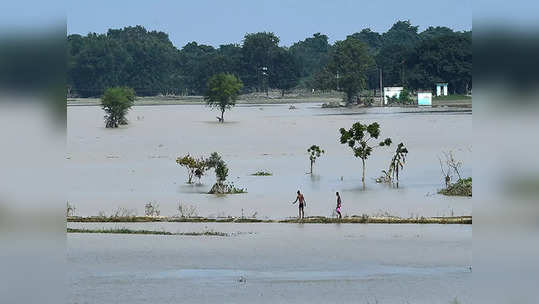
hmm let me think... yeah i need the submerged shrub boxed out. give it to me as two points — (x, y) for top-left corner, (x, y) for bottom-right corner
(439, 177), (472, 197)
(144, 202), (160, 217)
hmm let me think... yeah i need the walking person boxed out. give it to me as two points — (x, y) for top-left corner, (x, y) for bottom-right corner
(335, 192), (342, 219)
(292, 190), (306, 219)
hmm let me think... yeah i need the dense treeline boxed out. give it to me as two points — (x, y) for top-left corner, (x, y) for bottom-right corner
(67, 22), (471, 97)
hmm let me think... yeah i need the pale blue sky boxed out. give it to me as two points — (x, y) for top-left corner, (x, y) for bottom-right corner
(67, 0), (472, 48)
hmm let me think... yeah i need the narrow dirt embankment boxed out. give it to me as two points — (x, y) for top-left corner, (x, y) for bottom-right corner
(67, 215), (472, 224)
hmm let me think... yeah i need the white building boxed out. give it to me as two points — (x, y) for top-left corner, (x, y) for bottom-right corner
(383, 87), (403, 105)
(436, 83), (448, 96)
(417, 92), (432, 106)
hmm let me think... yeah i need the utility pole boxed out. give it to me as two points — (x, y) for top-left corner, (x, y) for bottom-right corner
(379, 68), (383, 106)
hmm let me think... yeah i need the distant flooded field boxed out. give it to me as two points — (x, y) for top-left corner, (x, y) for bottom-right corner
(67, 102), (472, 303)
(67, 102), (471, 219)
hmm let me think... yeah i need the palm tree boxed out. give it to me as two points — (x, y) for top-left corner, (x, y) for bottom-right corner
(387, 143), (408, 187)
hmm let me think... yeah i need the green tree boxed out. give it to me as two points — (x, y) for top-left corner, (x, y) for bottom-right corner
(398, 88), (413, 104)
(204, 73), (243, 122)
(319, 38), (374, 104)
(289, 33), (331, 85)
(215, 161), (229, 184)
(68, 26), (179, 97)
(101, 86), (135, 128)
(242, 32), (280, 90)
(406, 32), (471, 94)
(376, 21), (420, 87)
(206, 152), (228, 183)
(270, 48), (300, 96)
(339, 122), (392, 187)
(347, 29), (382, 55)
(307, 145), (325, 174)
(381, 20), (420, 48)
(419, 26), (454, 41)
(176, 154), (209, 184)
(206, 152), (231, 194)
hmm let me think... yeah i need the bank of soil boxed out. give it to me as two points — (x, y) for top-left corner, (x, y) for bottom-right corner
(68, 215), (472, 224)
(67, 93), (472, 108)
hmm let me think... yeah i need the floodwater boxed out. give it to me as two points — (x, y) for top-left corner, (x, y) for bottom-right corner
(67, 103), (472, 219)
(67, 223), (471, 304)
(67, 104), (472, 303)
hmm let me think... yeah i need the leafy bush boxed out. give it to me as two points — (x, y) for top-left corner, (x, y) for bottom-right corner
(101, 87), (135, 128)
(439, 177), (472, 197)
(252, 170), (272, 176)
(307, 145), (325, 174)
(176, 154), (209, 184)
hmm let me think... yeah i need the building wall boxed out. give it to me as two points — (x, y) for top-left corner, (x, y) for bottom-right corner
(383, 87), (403, 105)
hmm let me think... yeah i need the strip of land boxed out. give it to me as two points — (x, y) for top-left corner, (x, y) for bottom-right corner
(67, 94), (471, 108)
(67, 227), (231, 236)
(67, 215), (472, 224)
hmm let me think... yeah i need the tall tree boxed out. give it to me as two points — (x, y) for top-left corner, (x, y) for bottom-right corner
(339, 122), (392, 188)
(289, 33), (331, 83)
(307, 145), (325, 175)
(204, 73), (243, 122)
(68, 26), (178, 97)
(242, 32), (280, 90)
(101, 87), (135, 128)
(318, 37), (375, 103)
(376, 21), (420, 86)
(407, 32), (472, 94)
(270, 48), (300, 96)
(347, 29), (382, 55)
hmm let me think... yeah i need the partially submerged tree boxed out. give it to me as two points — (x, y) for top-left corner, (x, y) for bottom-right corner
(176, 154), (209, 184)
(339, 122), (392, 187)
(207, 152), (231, 194)
(307, 145), (325, 174)
(101, 87), (135, 128)
(384, 142), (408, 187)
(144, 202), (160, 217)
(204, 73), (243, 122)
(66, 202), (76, 217)
(438, 150), (463, 187)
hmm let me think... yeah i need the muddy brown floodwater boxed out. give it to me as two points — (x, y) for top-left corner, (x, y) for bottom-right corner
(67, 222), (471, 304)
(67, 102), (472, 303)
(67, 103), (472, 219)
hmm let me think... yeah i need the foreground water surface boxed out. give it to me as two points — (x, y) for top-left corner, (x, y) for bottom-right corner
(68, 223), (471, 304)
(67, 103), (472, 219)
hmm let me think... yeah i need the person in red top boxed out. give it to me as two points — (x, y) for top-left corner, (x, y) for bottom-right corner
(292, 190), (306, 219)
(335, 192), (342, 219)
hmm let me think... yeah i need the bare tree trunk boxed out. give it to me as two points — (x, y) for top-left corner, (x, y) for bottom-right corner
(362, 158), (366, 189)
(310, 160), (313, 174)
(396, 167), (399, 188)
(220, 109), (225, 123)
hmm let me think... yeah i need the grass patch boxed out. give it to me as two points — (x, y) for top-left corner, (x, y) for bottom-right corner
(67, 227), (230, 236)
(251, 170), (272, 176)
(439, 177), (472, 197)
(208, 182), (247, 194)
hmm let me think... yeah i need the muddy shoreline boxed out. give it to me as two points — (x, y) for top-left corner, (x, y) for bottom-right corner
(67, 95), (471, 107)
(67, 215), (472, 224)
